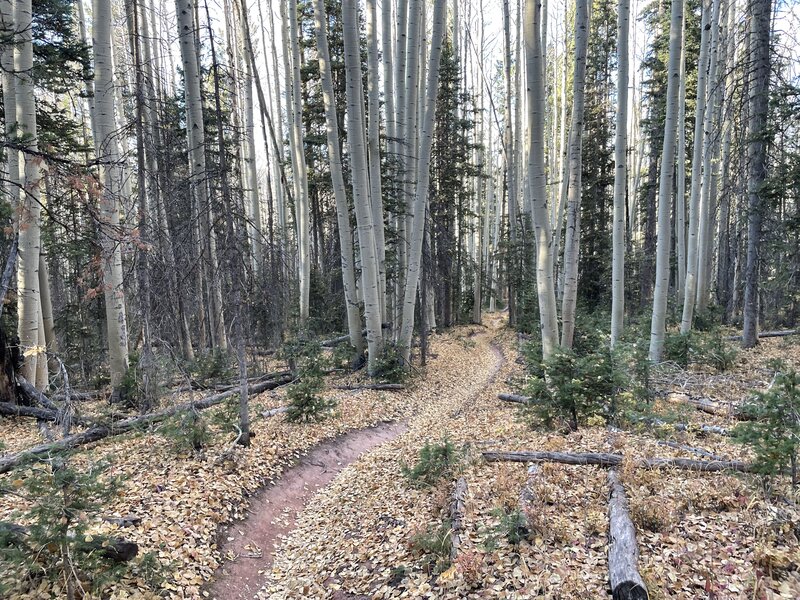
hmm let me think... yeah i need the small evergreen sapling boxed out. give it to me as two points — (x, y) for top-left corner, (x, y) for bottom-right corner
(0, 456), (161, 597)
(734, 370), (800, 486)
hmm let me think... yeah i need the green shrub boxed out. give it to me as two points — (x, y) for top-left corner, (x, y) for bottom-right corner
(734, 370), (800, 486)
(285, 377), (335, 423)
(664, 332), (692, 368)
(160, 409), (211, 452)
(190, 349), (235, 386)
(402, 439), (461, 487)
(281, 340), (335, 423)
(408, 520), (452, 573)
(523, 347), (628, 430)
(487, 507), (529, 546)
(664, 330), (737, 372)
(372, 342), (408, 383)
(0, 457), (164, 596)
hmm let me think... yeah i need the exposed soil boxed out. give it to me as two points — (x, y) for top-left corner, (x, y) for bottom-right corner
(206, 421), (407, 600)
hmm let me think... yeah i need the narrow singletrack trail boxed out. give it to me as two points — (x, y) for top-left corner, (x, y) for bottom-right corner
(207, 318), (507, 599)
(254, 318), (508, 599)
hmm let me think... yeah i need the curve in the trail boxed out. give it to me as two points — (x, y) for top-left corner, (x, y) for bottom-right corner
(209, 321), (506, 600)
(207, 421), (407, 600)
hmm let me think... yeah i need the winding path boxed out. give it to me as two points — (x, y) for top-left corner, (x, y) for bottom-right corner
(207, 319), (507, 599)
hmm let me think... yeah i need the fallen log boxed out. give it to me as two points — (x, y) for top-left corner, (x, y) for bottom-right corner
(481, 450), (754, 473)
(0, 401), (95, 428)
(261, 406), (289, 418)
(656, 440), (728, 461)
(0, 521), (138, 562)
(637, 416), (728, 436)
(334, 383), (405, 391)
(449, 477), (467, 561)
(726, 329), (797, 341)
(666, 392), (751, 421)
(607, 470), (649, 600)
(102, 515), (142, 528)
(498, 393), (531, 405)
(0, 375), (293, 474)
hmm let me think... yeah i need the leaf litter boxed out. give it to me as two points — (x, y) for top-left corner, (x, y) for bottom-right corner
(0, 315), (798, 599)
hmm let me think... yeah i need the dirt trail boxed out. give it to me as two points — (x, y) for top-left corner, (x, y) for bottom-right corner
(208, 422), (407, 599)
(208, 320), (505, 599)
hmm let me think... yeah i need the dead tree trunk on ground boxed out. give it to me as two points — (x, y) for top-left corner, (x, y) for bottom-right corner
(607, 470), (648, 600)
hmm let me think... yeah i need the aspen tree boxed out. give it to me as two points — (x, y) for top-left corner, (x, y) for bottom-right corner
(175, 0), (227, 351)
(93, 0), (131, 395)
(311, 0), (365, 356)
(648, 0), (684, 361)
(284, 0), (311, 329)
(675, 10), (687, 297)
(680, 0), (711, 333)
(560, 0), (589, 350)
(522, 0), (559, 357)
(695, 0), (722, 313)
(365, 0), (387, 320)
(399, 0), (447, 366)
(611, 0), (631, 346)
(342, 0), (384, 373)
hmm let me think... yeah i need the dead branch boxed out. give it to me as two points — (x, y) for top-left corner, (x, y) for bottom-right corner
(481, 450), (754, 473)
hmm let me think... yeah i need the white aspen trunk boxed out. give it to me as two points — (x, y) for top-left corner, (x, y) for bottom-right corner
(524, 0), (559, 357)
(312, 0), (365, 356)
(175, 0), (227, 351)
(402, 0), (422, 294)
(502, 0), (518, 249)
(285, 0), (311, 329)
(365, 0), (387, 321)
(398, 0), (446, 366)
(93, 0), (130, 393)
(675, 10), (687, 298)
(680, 0), (712, 334)
(1, 0), (19, 212)
(648, 0), (684, 362)
(611, 0), (631, 347)
(394, 0), (409, 335)
(342, 0), (384, 373)
(480, 118), (494, 318)
(380, 0), (395, 324)
(38, 256), (58, 357)
(267, 5), (287, 239)
(553, 27), (570, 297)
(13, 0), (45, 387)
(560, 0), (589, 350)
(490, 161), (502, 312)
(238, 3), (262, 274)
(695, 0), (722, 313)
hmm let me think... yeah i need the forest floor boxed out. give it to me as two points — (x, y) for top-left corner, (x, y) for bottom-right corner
(1, 313), (799, 599)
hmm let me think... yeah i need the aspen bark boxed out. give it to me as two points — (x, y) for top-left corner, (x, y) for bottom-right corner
(342, 0), (384, 373)
(611, 0), (631, 347)
(560, 0), (590, 350)
(93, 0), (131, 393)
(311, 0), (365, 356)
(680, 0), (712, 333)
(524, 0), (559, 358)
(648, 0), (684, 361)
(284, 0), (311, 329)
(695, 0), (722, 314)
(398, 0), (447, 366)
